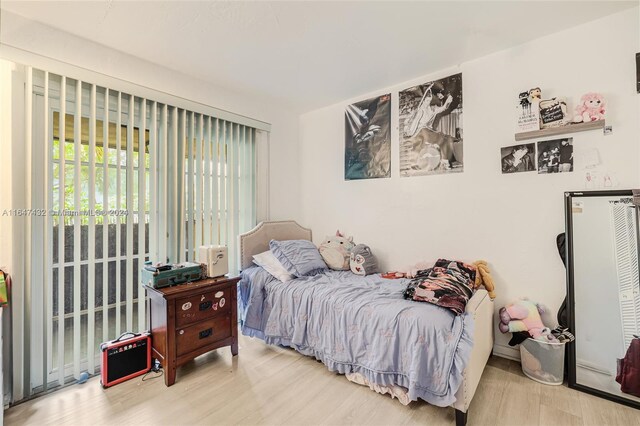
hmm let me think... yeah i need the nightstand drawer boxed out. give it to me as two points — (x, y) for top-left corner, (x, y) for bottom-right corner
(176, 315), (232, 357)
(175, 287), (231, 327)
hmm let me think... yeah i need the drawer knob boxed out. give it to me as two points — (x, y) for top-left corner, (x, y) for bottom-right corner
(179, 330), (184, 335)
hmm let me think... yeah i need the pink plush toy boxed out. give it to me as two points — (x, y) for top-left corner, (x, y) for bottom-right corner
(499, 299), (557, 342)
(573, 92), (606, 123)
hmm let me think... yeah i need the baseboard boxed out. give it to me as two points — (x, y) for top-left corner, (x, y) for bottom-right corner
(577, 358), (614, 376)
(492, 343), (520, 361)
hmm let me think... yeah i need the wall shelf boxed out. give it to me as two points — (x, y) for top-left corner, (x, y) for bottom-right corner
(515, 120), (605, 141)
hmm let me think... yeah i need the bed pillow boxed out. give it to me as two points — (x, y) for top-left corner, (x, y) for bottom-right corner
(269, 239), (328, 277)
(252, 250), (294, 282)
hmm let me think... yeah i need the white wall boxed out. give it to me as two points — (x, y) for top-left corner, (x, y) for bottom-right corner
(0, 62), (13, 272)
(298, 7), (640, 358)
(0, 10), (300, 225)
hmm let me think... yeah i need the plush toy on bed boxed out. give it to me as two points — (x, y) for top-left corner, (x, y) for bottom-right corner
(318, 230), (355, 271)
(473, 260), (497, 300)
(499, 299), (558, 342)
(350, 244), (379, 276)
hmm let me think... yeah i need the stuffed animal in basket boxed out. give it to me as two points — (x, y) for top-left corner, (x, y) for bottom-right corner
(318, 230), (355, 270)
(573, 92), (606, 123)
(499, 299), (557, 342)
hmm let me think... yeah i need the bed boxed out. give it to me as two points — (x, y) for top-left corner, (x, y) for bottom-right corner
(238, 220), (494, 426)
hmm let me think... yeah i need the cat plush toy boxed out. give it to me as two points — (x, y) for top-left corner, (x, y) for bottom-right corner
(319, 230), (355, 270)
(350, 244), (379, 276)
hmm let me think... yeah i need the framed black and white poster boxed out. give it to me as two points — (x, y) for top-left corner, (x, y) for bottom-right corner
(399, 73), (463, 177)
(344, 93), (391, 180)
(500, 143), (536, 174)
(537, 138), (573, 174)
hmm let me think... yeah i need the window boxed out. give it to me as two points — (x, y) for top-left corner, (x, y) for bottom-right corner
(12, 66), (259, 400)
(50, 102), (150, 384)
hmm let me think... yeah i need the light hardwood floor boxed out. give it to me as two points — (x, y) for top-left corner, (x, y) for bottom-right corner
(5, 333), (640, 426)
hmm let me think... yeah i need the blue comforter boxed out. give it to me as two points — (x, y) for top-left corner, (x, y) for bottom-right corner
(239, 266), (474, 406)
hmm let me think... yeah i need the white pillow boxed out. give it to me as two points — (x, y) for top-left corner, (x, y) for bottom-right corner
(252, 250), (294, 282)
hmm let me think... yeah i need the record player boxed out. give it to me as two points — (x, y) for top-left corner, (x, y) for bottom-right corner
(141, 261), (203, 289)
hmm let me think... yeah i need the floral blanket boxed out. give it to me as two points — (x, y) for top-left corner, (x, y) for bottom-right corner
(403, 259), (475, 315)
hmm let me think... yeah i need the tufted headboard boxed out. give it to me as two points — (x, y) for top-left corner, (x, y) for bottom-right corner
(239, 221), (313, 270)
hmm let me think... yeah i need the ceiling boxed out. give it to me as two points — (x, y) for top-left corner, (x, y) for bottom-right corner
(2, 1), (637, 112)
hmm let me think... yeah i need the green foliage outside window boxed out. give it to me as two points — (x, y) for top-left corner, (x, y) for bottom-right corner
(52, 138), (149, 226)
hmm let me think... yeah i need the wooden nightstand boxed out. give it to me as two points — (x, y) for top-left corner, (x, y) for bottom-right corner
(144, 276), (239, 386)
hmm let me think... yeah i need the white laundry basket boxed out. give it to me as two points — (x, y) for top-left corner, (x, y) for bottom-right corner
(520, 338), (566, 385)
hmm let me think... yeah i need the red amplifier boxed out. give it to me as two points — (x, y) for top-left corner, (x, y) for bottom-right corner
(100, 332), (151, 388)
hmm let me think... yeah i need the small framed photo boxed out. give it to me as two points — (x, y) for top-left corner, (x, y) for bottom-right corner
(537, 138), (573, 174)
(500, 143), (536, 174)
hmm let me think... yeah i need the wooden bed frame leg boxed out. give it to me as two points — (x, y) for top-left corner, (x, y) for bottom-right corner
(455, 409), (468, 426)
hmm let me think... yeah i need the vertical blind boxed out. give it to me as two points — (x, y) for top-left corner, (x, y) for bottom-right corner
(12, 66), (258, 401)
(610, 201), (640, 351)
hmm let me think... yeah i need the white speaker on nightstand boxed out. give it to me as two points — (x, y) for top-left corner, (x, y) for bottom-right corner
(198, 245), (229, 278)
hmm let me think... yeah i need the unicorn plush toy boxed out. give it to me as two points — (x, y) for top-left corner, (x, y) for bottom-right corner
(318, 230), (355, 270)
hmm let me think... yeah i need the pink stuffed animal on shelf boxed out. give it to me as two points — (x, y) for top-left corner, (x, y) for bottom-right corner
(573, 92), (606, 123)
(499, 299), (557, 342)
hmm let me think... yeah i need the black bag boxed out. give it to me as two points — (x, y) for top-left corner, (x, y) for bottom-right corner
(556, 233), (568, 328)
